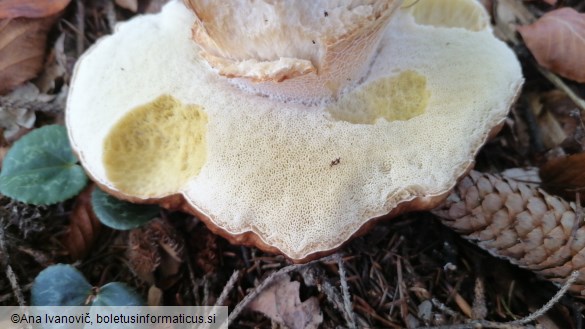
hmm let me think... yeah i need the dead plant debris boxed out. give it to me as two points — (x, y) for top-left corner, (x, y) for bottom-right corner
(1, 1), (585, 328)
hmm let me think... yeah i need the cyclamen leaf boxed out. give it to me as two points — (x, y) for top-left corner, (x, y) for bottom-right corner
(0, 125), (88, 205)
(91, 188), (159, 230)
(31, 264), (145, 306)
(92, 282), (144, 306)
(31, 264), (92, 306)
(517, 8), (585, 83)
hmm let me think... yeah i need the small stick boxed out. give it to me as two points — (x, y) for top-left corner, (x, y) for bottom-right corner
(215, 270), (239, 306)
(422, 271), (580, 329)
(536, 66), (585, 114)
(186, 255), (200, 304)
(431, 298), (460, 318)
(104, 0), (117, 32)
(336, 253), (357, 329)
(0, 218), (26, 307)
(228, 255), (334, 325)
(472, 276), (487, 320)
(505, 271), (579, 325)
(75, 0), (85, 57)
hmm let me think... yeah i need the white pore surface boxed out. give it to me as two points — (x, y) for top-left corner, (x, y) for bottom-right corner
(67, 0), (523, 260)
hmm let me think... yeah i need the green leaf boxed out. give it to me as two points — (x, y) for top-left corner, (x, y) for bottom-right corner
(91, 188), (159, 230)
(0, 125), (87, 205)
(92, 282), (144, 306)
(31, 264), (144, 307)
(31, 264), (92, 306)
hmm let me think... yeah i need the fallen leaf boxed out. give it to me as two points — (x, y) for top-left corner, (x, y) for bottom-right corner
(0, 83), (39, 138)
(62, 185), (102, 260)
(248, 275), (323, 329)
(517, 8), (585, 83)
(492, 0), (533, 44)
(144, 0), (171, 13)
(0, 0), (70, 19)
(147, 285), (163, 306)
(541, 90), (585, 152)
(0, 16), (58, 95)
(526, 0), (558, 5)
(539, 152), (585, 200)
(35, 33), (68, 94)
(115, 0), (138, 12)
(0, 146), (8, 168)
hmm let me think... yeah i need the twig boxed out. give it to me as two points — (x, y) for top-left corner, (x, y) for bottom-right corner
(472, 276), (487, 320)
(422, 271), (579, 329)
(228, 255), (334, 325)
(215, 270), (239, 306)
(104, 0), (117, 32)
(506, 270), (579, 325)
(536, 66), (585, 114)
(0, 218), (26, 307)
(300, 265), (356, 324)
(75, 0), (85, 58)
(202, 274), (210, 306)
(185, 255), (200, 304)
(336, 253), (357, 329)
(431, 298), (460, 318)
(396, 257), (409, 320)
(421, 321), (524, 329)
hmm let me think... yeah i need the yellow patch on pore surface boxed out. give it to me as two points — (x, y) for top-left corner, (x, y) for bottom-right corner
(103, 95), (207, 197)
(407, 0), (488, 31)
(329, 70), (430, 124)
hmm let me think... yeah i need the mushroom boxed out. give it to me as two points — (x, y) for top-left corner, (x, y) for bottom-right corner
(66, 0), (523, 262)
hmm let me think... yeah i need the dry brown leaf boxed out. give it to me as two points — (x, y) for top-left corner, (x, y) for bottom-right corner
(0, 83), (40, 138)
(61, 185), (102, 260)
(0, 16), (58, 95)
(144, 0), (171, 13)
(541, 90), (585, 152)
(0, 146), (8, 169)
(540, 153), (585, 200)
(35, 33), (68, 94)
(527, 0), (558, 5)
(517, 8), (585, 83)
(147, 285), (163, 306)
(0, 0), (70, 19)
(115, 0), (138, 12)
(248, 275), (323, 329)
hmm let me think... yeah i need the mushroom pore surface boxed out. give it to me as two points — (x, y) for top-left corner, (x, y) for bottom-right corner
(66, 0), (524, 261)
(103, 95), (207, 196)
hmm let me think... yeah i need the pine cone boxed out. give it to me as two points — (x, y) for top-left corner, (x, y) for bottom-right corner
(433, 170), (585, 295)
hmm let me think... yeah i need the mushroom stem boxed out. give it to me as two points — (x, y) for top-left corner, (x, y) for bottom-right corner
(184, 0), (403, 103)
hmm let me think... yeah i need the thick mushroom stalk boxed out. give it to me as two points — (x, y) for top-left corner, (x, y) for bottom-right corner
(184, 0), (402, 103)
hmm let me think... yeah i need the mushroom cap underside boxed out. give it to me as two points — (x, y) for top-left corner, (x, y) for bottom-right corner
(66, 0), (523, 261)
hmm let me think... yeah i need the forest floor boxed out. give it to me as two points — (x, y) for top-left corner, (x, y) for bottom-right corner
(1, 0), (585, 328)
